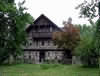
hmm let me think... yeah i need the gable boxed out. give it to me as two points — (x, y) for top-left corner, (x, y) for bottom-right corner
(34, 14), (56, 26)
(26, 14), (62, 32)
(34, 16), (51, 25)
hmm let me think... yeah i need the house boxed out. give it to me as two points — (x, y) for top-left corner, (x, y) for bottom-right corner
(18, 14), (72, 64)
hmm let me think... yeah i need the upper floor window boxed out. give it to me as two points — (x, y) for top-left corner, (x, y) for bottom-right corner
(36, 40), (39, 46)
(41, 41), (45, 46)
(48, 41), (50, 46)
(50, 27), (52, 32)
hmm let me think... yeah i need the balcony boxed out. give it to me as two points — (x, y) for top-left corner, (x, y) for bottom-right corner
(24, 45), (63, 51)
(32, 32), (52, 38)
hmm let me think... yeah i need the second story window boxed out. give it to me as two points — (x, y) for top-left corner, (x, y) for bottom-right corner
(36, 40), (38, 46)
(50, 27), (52, 32)
(48, 41), (50, 46)
(41, 41), (45, 46)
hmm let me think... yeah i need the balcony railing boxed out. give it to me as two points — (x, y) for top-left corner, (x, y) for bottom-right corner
(24, 45), (58, 50)
(32, 32), (52, 38)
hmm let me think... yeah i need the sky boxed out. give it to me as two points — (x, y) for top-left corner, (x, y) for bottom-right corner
(15, 0), (92, 27)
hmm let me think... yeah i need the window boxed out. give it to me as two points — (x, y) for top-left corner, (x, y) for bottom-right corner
(29, 55), (31, 59)
(29, 39), (32, 46)
(48, 41), (50, 46)
(29, 42), (32, 46)
(54, 43), (57, 46)
(50, 27), (52, 32)
(41, 41), (44, 46)
(36, 40), (38, 46)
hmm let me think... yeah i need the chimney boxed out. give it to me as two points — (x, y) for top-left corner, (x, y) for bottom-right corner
(67, 17), (72, 24)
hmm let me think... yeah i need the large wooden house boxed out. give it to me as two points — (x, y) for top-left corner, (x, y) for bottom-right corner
(19, 14), (72, 64)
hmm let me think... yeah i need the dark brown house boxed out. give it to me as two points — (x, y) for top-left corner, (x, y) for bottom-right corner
(20, 14), (72, 64)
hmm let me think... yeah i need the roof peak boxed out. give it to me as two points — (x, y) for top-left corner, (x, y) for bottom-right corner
(26, 14), (63, 32)
(41, 13), (45, 16)
(39, 14), (49, 19)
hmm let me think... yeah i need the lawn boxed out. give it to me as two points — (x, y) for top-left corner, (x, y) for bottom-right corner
(0, 64), (99, 76)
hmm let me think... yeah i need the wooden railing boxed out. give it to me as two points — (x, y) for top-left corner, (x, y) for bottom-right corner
(32, 32), (52, 38)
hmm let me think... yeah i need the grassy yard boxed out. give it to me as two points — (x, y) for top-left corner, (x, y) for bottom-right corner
(0, 64), (99, 76)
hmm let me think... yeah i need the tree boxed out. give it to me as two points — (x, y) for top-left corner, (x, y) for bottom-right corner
(0, 0), (33, 64)
(75, 24), (99, 67)
(75, 0), (99, 20)
(53, 18), (80, 54)
(76, 0), (100, 67)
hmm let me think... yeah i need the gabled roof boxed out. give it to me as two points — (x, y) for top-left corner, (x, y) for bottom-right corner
(26, 14), (62, 32)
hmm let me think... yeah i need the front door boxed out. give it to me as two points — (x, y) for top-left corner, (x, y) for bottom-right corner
(39, 51), (45, 63)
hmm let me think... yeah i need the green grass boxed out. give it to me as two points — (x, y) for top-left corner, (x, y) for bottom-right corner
(0, 64), (99, 76)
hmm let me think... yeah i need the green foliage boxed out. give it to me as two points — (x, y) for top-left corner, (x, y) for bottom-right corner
(76, 0), (100, 67)
(53, 24), (80, 53)
(93, 19), (100, 56)
(76, 0), (98, 19)
(75, 24), (99, 67)
(0, 0), (14, 3)
(77, 24), (95, 38)
(0, 0), (33, 64)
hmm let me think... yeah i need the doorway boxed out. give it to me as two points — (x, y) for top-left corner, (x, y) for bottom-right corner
(63, 50), (72, 64)
(39, 51), (45, 63)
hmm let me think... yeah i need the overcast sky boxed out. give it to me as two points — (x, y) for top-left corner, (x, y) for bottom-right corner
(15, 0), (92, 27)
